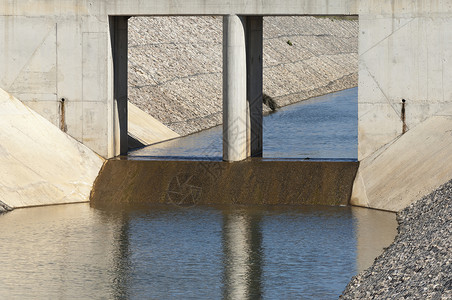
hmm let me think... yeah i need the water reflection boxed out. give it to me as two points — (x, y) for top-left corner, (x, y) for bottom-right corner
(222, 211), (263, 299)
(0, 203), (396, 299)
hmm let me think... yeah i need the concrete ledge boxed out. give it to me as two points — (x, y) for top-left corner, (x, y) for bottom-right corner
(352, 116), (452, 212)
(90, 159), (358, 209)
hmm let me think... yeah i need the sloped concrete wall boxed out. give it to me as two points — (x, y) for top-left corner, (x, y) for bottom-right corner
(0, 88), (104, 209)
(128, 102), (179, 148)
(352, 115), (452, 212)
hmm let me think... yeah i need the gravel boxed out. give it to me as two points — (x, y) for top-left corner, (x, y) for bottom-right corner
(128, 16), (358, 136)
(341, 179), (452, 299)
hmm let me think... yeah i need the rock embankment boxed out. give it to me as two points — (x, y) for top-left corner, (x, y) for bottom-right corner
(341, 179), (452, 299)
(128, 16), (358, 136)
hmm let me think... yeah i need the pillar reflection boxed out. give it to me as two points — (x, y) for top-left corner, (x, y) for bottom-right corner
(222, 210), (263, 300)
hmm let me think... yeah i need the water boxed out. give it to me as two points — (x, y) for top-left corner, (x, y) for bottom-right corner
(0, 88), (396, 299)
(0, 203), (396, 299)
(130, 87), (357, 159)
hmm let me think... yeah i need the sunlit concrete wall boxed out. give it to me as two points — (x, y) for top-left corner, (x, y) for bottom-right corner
(0, 0), (358, 158)
(354, 1), (452, 211)
(358, 0), (452, 160)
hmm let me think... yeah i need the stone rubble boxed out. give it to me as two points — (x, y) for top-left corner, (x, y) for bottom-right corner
(341, 179), (452, 299)
(128, 16), (358, 136)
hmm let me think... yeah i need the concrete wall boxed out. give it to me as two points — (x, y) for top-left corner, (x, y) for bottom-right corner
(90, 159), (358, 208)
(358, 1), (452, 160)
(354, 1), (452, 211)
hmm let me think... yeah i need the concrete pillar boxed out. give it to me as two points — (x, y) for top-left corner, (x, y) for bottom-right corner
(245, 16), (263, 157)
(110, 16), (129, 156)
(223, 15), (247, 162)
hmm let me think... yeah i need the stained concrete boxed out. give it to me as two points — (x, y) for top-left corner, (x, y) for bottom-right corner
(0, 88), (104, 209)
(358, 1), (452, 160)
(90, 159), (358, 209)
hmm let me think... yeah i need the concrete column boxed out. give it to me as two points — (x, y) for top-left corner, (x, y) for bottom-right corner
(223, 15), (247, 162)
(245, 16), (263, 157)
(111, 16), (129, 156)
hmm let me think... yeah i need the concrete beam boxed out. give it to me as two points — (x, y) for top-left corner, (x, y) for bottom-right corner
(223, 15), (247, 162)
(0, 0), (359, 16)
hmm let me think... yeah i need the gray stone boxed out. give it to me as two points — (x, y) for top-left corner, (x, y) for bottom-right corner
(341, 179), (452, 299)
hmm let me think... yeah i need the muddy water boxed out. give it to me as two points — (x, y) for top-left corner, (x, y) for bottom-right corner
(0, 203), (396, 299)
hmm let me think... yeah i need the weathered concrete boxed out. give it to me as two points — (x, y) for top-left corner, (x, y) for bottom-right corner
(0, 88), (104, 209)
(358, 1), (452, 160)
(351, 115), (452, 212)
(350, 1), (452, 211)
(128, 102), (179, 148)
(90, 159), (358, 209)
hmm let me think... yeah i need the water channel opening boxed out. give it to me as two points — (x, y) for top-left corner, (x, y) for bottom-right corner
(125, 16), (358, 160)
(127, 16), (223, 157)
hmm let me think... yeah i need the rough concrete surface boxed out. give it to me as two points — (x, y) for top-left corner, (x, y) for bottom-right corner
(128, 16), (358, 136)
(0, 88), (104, 209)
(351, 115), (452, 212)
(341, 178), (452, 299)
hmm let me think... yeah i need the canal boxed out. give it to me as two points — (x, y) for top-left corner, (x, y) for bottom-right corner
(0, 88), (397, 299)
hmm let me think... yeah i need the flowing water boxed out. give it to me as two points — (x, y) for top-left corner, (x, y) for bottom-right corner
(0, 88), (398, 299)
(130, 87), (357, 159)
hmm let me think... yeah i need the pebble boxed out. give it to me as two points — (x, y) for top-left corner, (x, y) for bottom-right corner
(341, 179), (452, 299)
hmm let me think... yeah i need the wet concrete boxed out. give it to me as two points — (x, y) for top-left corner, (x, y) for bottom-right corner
(90, 158), (358, 209)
